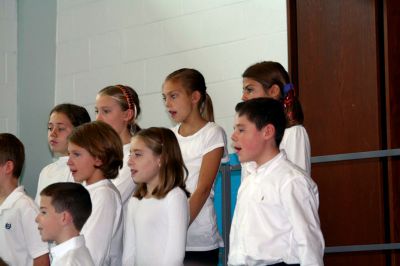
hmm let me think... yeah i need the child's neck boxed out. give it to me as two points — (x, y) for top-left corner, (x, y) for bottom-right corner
(255, 146), (280, 168)
(86, 170), (106, 185)
(54, 228), (80, 246)
(179, 112), (207, 137)
(120, 129), (132, 145)
(0, 177), (18, 204)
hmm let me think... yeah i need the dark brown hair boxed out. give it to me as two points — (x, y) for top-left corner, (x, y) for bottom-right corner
(0, 133), (25, 178)
(98, 85), (141, 134)
(49, 103), (91, 127)
(133, 127), (190, 199)
(243, 61), (304, 127)
(165, 68), (214, 122)
(69, 121), (123, 179)
(235, 98), (286, 146)
(41, 182), (92, 231)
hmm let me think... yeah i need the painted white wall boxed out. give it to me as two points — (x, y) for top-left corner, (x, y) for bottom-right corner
(55, 0), (288, 152)
(0, 0), (17, 134)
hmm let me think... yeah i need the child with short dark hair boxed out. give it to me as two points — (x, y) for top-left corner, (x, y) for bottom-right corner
(36, 182), (94, 265)
(67, 121), (124, 266)
(0, 133), (49, 266)
(229, 98), (324, 266)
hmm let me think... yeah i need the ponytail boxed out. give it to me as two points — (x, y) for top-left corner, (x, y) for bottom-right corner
(283, 84), (304, 127)
(200, 93), (215, 122)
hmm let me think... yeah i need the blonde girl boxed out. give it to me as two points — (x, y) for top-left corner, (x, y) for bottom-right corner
(35, 103), (90, 204)
(123, 127), (190, 266)
(67, 121), (123, 266)
(95, 85), (141, 206)
(162, 68), (228, 265)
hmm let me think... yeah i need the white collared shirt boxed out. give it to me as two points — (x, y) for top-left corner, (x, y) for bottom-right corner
(172, 122), (229, 251)
(82, 179), (123, 266)
(0, 186), (49, 266)
(35, 156), (74, 204)
(111, 144), (136, 208)
(229, 152), (324, 266)
(122, 187), (189, 266)
(51, 235), (94, 266)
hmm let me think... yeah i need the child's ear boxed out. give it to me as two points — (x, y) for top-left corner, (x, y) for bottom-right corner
(94, 157), (103, 167)
(191, 90), (202, 105)
(3, 161), (14, 175)
(123, 108), (135, 121)
(61, 211), (74, 225)
(262, 124), (276, 141)
(268, 84), (281, 99)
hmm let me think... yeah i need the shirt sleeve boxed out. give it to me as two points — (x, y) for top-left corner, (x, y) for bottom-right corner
(203, 124), (228, 162)
(122, 199), (137, 266)
(162, 190), (189, 266)
(21, 202), (49, 259)
(82, 188), (120, 266)
(280, 126), (311, 175)
(281, 178), (324, 266)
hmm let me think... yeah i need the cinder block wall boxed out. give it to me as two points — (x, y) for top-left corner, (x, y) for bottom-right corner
(0, 0), (17, 134)
(55, 0), (288, 151)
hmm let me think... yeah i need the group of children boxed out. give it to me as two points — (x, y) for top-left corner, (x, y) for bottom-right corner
(0, 61), (324, 266)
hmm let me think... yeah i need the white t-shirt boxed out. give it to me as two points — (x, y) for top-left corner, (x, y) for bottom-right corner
(50, 235), (94, 266)
(122, 187), (189, 266)
(0, 186), (49, 266)
(82, 179), (123, 266)
(241, 125), (311, 181)
(111, 144), (136, 208)
(228, 152), (324, 266)
(280, 125), (311, 175)
(172, 122), (228, 251)
(35, 156), (74, 204)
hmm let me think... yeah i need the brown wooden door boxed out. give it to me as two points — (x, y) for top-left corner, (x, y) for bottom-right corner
(287, 0), (400, 265)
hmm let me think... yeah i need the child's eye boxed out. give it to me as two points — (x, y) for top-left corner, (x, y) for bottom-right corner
(47, 127), (53, 131)
(134, 152), (142, 157)
(94, 109), (99, 114)
(58, 127), (66, 132)
(40, 211), (47, 215)
(162, 96), (166, 102)
(171, 94), (177, 99)
(244, 88), (253, 94)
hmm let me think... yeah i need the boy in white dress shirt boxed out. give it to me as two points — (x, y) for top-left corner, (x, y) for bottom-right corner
(36, 182), (94, 266)
(0, 133), (50, 266)
(229, 98), (324, 266)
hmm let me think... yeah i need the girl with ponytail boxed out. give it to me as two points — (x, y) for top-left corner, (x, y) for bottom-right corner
(241, 61), (311, 175)
(162, 68), (228, 265)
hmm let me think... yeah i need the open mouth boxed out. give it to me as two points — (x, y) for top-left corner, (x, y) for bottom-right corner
(234, 146), (242, 153)
(130, 169), (138, 176)
(169, 111), (177, 117)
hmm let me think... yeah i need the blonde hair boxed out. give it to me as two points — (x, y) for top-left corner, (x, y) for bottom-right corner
(98, 85), (141, 134)
(133, 127), (190, 200)
(165, 68), (214, 122)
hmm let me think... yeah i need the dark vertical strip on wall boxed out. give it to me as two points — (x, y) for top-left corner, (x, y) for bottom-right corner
(17, 0), (57, 197)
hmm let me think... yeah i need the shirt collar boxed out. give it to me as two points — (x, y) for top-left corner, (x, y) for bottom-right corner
(246, 151), (286, 176)
(0, 186), (25, 212)
(51, 235), (86, 262)
(84, 179), (110, 190)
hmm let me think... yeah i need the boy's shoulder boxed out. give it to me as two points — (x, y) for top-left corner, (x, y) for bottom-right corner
(256, 153), (315, 188)
(1, 186), (38, 213)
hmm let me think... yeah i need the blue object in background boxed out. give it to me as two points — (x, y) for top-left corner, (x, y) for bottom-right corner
(214, 153), (241, 237)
